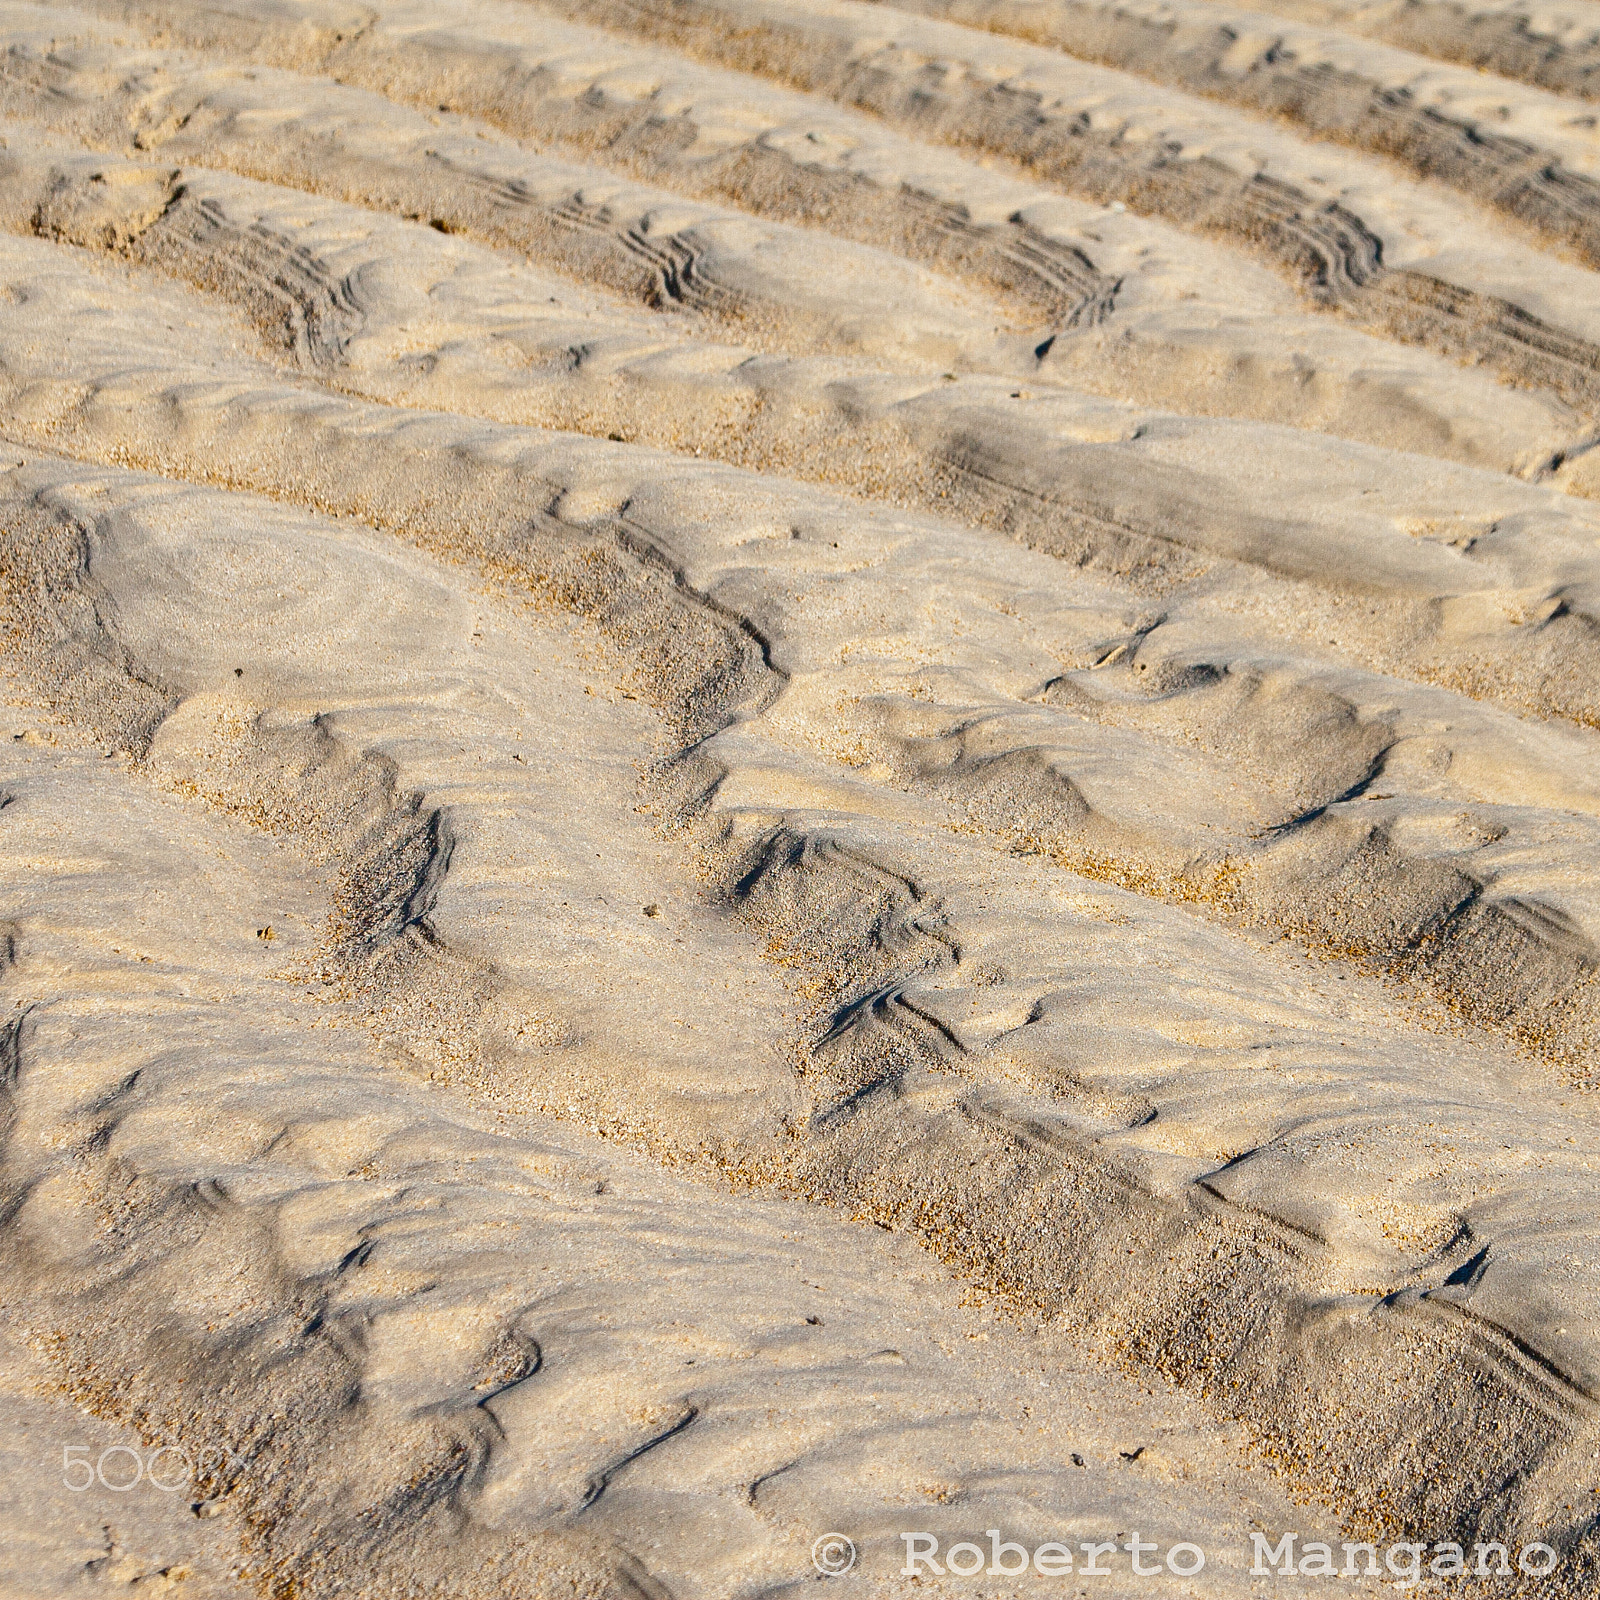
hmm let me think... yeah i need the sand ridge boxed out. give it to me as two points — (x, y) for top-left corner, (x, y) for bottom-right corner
(0, 0), (1598, 1594)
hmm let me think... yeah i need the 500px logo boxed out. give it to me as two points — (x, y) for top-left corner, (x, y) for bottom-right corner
(60, 1444), (244, 1493)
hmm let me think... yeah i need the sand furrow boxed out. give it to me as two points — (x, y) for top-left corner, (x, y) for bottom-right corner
(867, 0), (1600, 259)
(506, 0), (1600, 415)
(3, 0), (1599, 1586)
(3, 2), (1583, 468)
(2, 227), (1599, 1060)
(0, 648), (1345, 1599)
(0, 1), (1106, 370)
(41, 0), (1600, 450)
(1213, 0), (1600, 103)
(3, 225), (1600, 1081)
(3, 443), (1599, 1578)
(4, 156), (1600, 737)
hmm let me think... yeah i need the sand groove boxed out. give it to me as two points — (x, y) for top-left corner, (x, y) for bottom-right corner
(528, 0), (1600, 409)
(139, 188), (367, 365)
(2, 225), (1598, 1053)
(12, 3), (1599, 466)
(869, 0), (1600, 254)
(0, 0), (1599, 1594)
(0, 278), (1591, 1594)
(1152, 0), (1600, 105)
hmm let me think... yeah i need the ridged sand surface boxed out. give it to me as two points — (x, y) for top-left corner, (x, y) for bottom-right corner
(2, 0), (1600, 1593)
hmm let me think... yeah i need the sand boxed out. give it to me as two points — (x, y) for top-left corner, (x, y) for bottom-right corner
(0, 0), (1598, 1594)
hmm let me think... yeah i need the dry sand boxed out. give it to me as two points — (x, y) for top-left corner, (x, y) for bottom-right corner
(0, 0), (1598, 1594)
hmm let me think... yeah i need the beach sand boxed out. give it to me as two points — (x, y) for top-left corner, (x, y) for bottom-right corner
(0, 0), (1598, 1592)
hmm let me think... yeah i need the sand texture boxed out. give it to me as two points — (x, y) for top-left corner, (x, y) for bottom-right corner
(0, 0), (1599, 1594)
